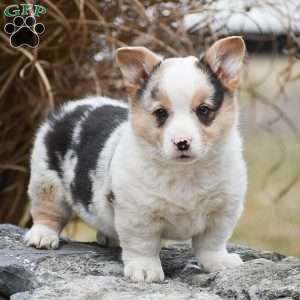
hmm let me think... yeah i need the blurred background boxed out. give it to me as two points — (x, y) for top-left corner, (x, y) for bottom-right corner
(0, 0), (299, 256)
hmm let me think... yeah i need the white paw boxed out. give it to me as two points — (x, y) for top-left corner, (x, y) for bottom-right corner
(124, 257), (164, 282)
(199, 251), (243, 272)
(24, 224), (59, 249)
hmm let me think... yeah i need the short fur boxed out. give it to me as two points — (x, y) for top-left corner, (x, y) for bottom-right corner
(25, 37), (247, 283)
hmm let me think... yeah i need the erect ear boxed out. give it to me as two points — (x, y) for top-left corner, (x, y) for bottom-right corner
(116, 47), (162, 92)
(204, 36), (246, 92)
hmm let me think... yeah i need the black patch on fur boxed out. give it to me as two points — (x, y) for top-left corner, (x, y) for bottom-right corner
(45, 105), (92, 176)
(196, 59), (227, 126)
(106, 191), (115, 204)
(137, 61), (162, 98)
(197, 59), (226, 110)
(71, 105), (128, 207)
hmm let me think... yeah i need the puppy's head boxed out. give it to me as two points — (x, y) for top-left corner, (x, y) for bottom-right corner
(116, 37), (246, 163)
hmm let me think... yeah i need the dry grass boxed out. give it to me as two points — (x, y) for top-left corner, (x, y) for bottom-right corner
(232, 137), (300, 256)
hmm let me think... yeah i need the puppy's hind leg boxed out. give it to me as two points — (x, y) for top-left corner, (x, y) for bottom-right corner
(24, 178), (71, 250)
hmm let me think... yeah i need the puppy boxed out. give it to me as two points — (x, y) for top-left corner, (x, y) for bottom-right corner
(25, 36), (247, 282)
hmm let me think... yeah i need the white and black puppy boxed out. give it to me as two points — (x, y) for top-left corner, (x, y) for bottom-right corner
(25, 36), (247, 282)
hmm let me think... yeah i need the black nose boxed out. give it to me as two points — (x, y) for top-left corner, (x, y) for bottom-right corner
(176, 140), (190, 151)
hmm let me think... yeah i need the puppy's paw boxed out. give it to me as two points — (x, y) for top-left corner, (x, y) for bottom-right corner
(124, 257), (164, 282)
(199, 251), (243, 272)
(24, 224), (59, 249)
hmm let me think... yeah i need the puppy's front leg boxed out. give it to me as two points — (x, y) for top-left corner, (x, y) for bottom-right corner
(115, 208), (164, 282)
(192, 211), (243, 272)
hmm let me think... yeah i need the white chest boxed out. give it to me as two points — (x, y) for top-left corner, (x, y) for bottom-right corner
(147, 184), (226, 240)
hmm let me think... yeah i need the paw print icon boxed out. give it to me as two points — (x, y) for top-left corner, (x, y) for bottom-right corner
(4, 16), (45, 48)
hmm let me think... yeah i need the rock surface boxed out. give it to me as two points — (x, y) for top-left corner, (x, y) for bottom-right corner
(0, 224), (299, 300)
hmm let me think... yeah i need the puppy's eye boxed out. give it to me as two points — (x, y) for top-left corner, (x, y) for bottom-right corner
(195, 105), (215, 125)
(153, 108), (169, 127)
(197, 106), (210, 116)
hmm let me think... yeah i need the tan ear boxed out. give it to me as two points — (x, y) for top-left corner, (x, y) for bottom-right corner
(116, 47), (162, 91)
(204, 36), (246, 91)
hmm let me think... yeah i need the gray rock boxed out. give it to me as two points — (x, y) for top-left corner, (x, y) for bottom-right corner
(0, 224), (299, 300)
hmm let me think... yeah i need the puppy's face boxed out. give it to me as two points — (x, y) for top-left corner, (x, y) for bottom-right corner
(116, 37), (245, 163)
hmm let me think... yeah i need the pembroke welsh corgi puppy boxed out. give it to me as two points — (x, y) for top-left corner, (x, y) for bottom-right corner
(25, 36), (247, 282)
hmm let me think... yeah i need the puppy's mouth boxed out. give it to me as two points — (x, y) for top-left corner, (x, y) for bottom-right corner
(179, 154), (191, 159)
(175, 153), (195, 162)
